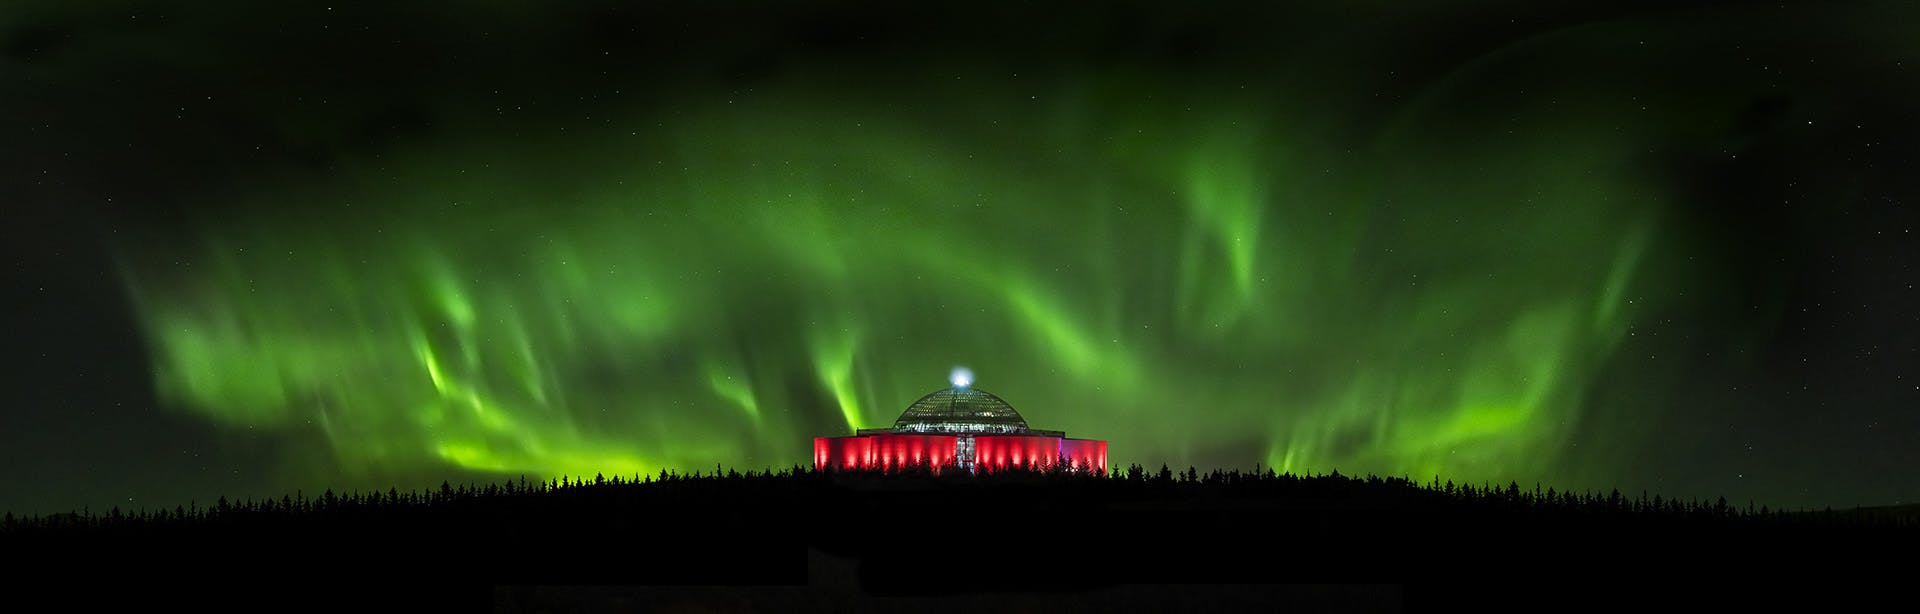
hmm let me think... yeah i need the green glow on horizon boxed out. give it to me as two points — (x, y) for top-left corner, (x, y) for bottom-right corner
(116, 52), (1702, 492)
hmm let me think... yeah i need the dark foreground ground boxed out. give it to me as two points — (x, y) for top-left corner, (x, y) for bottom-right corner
(4, 468), (1912, 611)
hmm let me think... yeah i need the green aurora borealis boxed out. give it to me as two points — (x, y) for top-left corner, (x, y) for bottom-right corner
(125, 86), (1668, 487)
(7, 1), (1919, 512)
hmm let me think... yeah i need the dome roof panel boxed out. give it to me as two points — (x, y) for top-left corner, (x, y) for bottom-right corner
(892, 386), (1029, 431)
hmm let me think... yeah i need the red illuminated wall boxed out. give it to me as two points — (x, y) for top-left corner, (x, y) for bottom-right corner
(813, 435), (957, 472)
(973, 435), (1058, 472)
(1060, 438), (1108, 473)
(816, 434), (1107, 474)
(974, 436), (1108, 474)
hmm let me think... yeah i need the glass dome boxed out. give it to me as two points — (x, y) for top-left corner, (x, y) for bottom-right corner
(889, 386), (1030, 433)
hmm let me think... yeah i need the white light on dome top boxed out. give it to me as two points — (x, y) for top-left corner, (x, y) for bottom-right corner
(949, 366), (973, 388)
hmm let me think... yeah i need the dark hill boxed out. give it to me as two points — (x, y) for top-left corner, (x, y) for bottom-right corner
(4, 466), (1911, 610)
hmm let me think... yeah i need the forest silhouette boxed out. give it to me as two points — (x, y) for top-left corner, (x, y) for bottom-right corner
(4, 462), (1912, 609)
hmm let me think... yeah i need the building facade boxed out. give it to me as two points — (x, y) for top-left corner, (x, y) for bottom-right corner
(813, 380), (1108, 474)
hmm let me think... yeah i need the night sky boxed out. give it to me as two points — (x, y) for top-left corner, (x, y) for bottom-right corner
(3, 1), (1916, 515)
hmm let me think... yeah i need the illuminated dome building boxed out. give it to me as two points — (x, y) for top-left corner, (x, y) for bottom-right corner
(813, 369), (1108, 474)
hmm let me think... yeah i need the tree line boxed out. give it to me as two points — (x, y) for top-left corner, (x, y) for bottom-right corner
(3, 461), (1910, 533)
